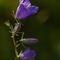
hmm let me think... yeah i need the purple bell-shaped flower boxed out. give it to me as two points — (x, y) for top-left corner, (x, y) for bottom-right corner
(15, 0), (39, 19)
(20, 48), (36, 60)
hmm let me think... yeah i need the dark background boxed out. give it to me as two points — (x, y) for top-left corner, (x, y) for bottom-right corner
(0, 0), (60, 60)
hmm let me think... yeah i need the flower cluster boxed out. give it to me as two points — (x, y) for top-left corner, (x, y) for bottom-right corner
(5, 0), (39, 60)
(15, 0), (39, 60)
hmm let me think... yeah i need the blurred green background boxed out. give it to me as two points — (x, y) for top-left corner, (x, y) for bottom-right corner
(0, 0), (60, 60)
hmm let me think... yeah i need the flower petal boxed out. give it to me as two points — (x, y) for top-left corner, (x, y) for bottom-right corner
(15, 4), (31, 19)
(23, 48), (36, 58)
(30, 5), (39, 14)
(20, 0), (31, 7)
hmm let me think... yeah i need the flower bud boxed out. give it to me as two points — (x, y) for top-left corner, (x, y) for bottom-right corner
(13, 23), (21, 33)
(20, 38), (38, 44)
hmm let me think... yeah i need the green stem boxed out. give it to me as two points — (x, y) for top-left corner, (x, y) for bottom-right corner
(12, 32), (18, 60)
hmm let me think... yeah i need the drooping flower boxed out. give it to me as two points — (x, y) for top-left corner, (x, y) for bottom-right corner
(20, 38), (38, 44)
(15, 0), (39, 19)
(20, 48), (36, 60)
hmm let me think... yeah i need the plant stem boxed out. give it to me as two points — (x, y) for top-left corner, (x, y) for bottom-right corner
(12, 33), (18, 60)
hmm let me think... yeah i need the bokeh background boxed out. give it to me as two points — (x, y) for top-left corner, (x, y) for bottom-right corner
(0, 0), (60, 60)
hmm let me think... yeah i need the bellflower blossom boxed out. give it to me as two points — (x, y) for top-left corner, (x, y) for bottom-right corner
(15, 0), (39, 19)
(20, 48), (36, 60)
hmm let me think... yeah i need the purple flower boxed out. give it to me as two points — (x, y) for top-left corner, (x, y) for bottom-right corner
(15, 0), (39, 19)
(20, 38), (38, 44)
(20, 48), (36, 60)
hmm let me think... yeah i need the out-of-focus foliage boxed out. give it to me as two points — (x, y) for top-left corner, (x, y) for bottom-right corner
(0, 0), (60, 60)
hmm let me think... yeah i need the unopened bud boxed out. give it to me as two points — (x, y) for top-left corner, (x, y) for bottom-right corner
(20, 38), (38, 44)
